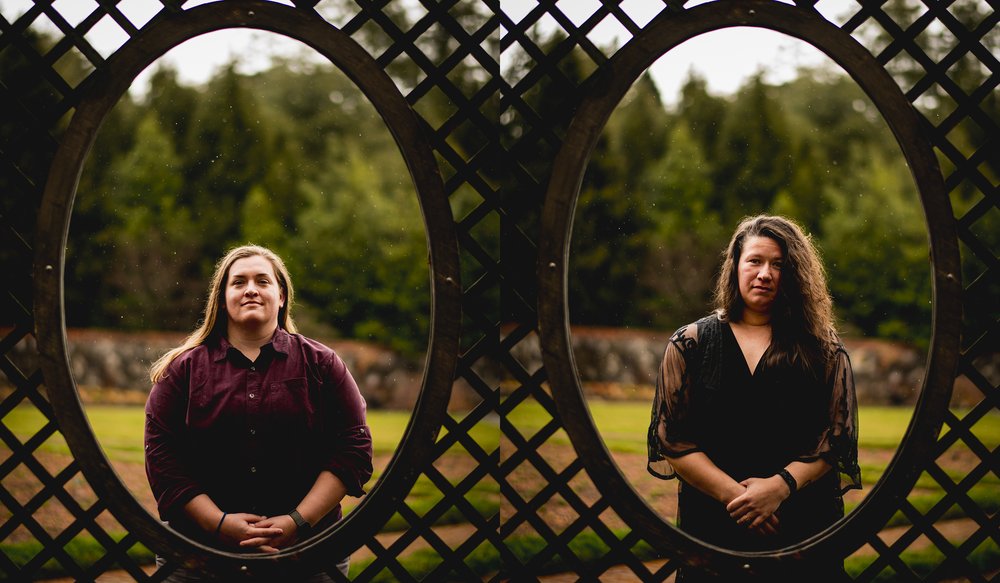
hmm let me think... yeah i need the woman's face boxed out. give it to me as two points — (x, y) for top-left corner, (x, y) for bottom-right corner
(224, 255), (285, 331)
(737, 235), (783, 317)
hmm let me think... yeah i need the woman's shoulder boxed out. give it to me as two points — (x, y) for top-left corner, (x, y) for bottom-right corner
(663, 314), (721, 364)
(828, 333), (851, 362)
(154, 343), (211, 384)
(283, 330), (325, 349)
(169, 343), (211, 367)
(671, 313), (721, 343)
(819, 329), (848, 356)
(281, 331), (340, 363)
(282, 332), (356, 384)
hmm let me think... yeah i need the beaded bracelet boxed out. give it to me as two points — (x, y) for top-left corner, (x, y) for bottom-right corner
(215, 512), (228, 537)
(777, 469), (798, 495)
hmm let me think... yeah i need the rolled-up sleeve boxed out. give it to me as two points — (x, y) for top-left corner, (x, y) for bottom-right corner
(321, 352), (374, 497)
(144, 362), (203, 520)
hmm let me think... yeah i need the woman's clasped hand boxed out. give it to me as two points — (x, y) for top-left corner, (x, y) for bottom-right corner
(726, 477), (789, 535)
(217, 513), (288, 551)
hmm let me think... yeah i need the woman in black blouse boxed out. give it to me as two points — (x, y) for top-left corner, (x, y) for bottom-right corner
(647, 215), (861, 581)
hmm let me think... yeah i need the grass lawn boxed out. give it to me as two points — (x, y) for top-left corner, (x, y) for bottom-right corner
(506, 399), (1000, 452)
(10, 401), (994, 465)
(0, 405), (491, 461)
(858, 405), (1000, 450)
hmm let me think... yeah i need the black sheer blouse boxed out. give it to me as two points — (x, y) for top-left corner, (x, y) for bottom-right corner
(648, 315), (861, 492)
(647, 314), (862, 549)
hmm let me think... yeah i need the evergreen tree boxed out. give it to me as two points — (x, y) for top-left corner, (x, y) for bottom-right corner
(712, 74), (795, 222)
(821, 148), (931, 345)
(146, 66), (200, 153)
(568, 68), (668, 326)
(66, 96), (140, 327)
(293, 139), (428, 355)
(106, 112), (203, 330)
(638, 121), (725, 327)
(182, 65), (273, 268)
(672, 72), (727, 162)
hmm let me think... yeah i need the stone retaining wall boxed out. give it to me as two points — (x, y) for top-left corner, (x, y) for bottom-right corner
(507, 326), (993, 407)
(4, 327), (992, 408)
(3, 329), (426, 409)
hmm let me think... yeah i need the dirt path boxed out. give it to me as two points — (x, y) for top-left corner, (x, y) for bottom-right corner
(356, 523), (485, 562)
(538, 560), (674, 582)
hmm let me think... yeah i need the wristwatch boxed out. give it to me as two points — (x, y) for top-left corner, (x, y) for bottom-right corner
(288, 509), (313, 538)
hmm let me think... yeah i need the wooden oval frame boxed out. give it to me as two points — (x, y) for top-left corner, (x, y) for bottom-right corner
(536, 0), (961, 575)
(33, 1), (461, 577)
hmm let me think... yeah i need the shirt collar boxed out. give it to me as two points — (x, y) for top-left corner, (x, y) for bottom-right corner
(208, 327), (292, 362)
(270, 328), (291, 356)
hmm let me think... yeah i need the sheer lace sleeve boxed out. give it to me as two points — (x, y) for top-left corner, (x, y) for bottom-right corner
(799, 342), (862, 493)
(647, 322), (702, 480)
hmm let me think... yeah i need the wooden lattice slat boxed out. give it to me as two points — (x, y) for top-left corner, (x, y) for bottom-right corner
(1, 0), (997, 580)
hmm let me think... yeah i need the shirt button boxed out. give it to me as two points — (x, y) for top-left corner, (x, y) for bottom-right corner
(250, 466), (256, 473)
(250, 366), (256, 371)
(249, 393), (255, 399)
(250, 429), (256, 435)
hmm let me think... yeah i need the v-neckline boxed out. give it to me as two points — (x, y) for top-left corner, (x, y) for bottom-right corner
(726, 321), (771, 377)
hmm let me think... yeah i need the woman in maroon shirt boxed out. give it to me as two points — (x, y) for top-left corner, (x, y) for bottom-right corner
(145, 245), (373, 579)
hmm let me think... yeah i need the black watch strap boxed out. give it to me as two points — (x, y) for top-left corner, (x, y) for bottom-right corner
(289, 509), (312, 536)
(777, 469), (798, 495)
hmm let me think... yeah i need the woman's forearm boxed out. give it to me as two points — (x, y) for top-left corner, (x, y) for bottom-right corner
(783, 458), (832, 493)
(666, 452), (744, 504)
(296, 470), (348, 525)
(183, 494), (225, 534)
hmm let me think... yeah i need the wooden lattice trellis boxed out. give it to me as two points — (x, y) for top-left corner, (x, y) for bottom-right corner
(1, 0), (997, 581)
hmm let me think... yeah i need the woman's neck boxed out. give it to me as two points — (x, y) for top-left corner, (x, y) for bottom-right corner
(227, 324), (277, 360)
(737, 309), (771, 327)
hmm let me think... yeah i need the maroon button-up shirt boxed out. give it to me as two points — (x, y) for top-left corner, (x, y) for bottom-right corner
(144, 328), (373, 542)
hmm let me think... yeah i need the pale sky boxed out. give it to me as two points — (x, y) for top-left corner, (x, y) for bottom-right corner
(2, 0), (859, 103)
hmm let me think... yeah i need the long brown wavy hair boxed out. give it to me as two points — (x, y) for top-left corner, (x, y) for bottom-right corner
(713, 215), (836, 375)
(149, 245), (298, 382)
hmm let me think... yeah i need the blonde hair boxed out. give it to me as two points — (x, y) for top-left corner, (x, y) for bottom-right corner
(149, 245), (298, 383)
(714, 215), (836, 374)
